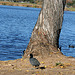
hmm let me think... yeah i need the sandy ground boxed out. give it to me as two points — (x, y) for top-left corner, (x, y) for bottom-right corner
(0, 52), (75, 75)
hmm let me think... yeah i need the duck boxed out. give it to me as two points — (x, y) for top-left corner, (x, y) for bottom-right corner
(69, 45), (74, 48)
(29, 53), (40, 68)
(23, 50), (25, 56)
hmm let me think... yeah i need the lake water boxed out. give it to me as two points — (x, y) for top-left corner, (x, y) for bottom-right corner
(0, 5), (41, 61)
(59, 11), (75, 57)
(0, 5), (75, 61)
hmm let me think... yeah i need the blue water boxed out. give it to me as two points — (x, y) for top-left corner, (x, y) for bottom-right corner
(59, 11), (75, 57)
(0, 5), (75, 61)
(0, 5), (41, 61)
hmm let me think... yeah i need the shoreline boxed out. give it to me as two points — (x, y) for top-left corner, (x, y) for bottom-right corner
(0, 1), (42, 8)
(65, 7), (75, 11)
(0, 1), (75, 11)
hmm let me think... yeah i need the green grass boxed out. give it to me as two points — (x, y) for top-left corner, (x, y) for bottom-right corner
(56, 62), (64, 66)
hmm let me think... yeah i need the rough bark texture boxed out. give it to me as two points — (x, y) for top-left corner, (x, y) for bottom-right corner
(24, 0), (66, 57)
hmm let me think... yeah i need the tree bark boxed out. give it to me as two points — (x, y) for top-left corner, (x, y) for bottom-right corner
(24, 0), (66, 57)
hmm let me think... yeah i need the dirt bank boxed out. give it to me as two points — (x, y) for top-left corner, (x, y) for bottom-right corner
(0, 51), (75, 75)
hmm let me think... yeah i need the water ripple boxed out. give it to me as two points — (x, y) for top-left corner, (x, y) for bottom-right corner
(0, 5), (41, 61)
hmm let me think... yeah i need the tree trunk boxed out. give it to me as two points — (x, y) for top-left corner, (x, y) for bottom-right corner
(24, 0), (66, 57)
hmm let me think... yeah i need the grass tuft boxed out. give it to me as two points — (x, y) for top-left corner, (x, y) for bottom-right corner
(56, 62), (64, 66)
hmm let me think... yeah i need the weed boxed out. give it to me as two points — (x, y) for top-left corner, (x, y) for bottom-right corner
(56, 62), (64, 66)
